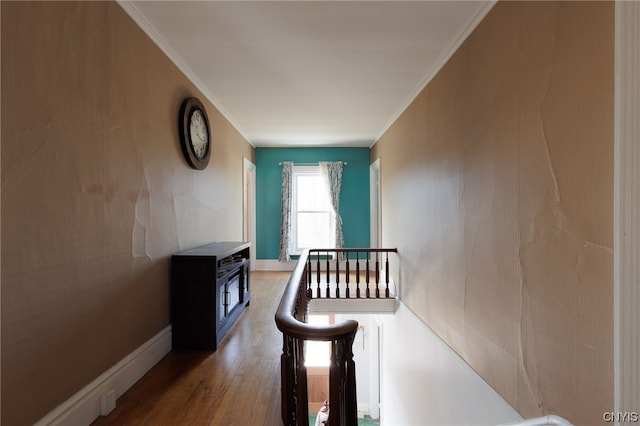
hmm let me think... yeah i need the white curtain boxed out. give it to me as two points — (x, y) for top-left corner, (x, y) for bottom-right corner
(319, 161), (345, 252)
(278, 161), (293, 262)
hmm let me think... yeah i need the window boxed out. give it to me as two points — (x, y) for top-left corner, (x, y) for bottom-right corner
(290, 166), (335, 254)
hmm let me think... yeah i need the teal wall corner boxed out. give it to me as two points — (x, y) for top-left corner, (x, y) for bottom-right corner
(256, 147), (371, 259)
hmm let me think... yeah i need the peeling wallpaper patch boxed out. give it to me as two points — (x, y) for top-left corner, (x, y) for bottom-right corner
(371, 1), (614, 423)
(1, 2), (254, 424)
(132, 172), (151, 259)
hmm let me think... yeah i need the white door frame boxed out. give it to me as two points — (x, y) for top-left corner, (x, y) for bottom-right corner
(243, 157), (257, 271)
(614, 1), (639, 419)
(370, 158), (382, 249)
(369, 159), (383, 419)
(368, 316), (382, 420)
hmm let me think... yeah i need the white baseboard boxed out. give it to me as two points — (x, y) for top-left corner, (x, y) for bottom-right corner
(255, 259), (296, 271)
(34, 326), (172, 426)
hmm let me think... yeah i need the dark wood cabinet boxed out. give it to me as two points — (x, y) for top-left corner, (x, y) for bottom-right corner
(171, 241), (251, 351)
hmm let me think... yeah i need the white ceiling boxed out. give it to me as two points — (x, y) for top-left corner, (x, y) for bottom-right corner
(120, 1), (494, 148)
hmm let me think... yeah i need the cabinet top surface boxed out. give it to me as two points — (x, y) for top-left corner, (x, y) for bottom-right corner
(173, 241), (250, 258)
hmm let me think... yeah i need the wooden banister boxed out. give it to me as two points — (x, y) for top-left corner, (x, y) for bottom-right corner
(276, 247), (397, 426)
(275, 249), (358, 426)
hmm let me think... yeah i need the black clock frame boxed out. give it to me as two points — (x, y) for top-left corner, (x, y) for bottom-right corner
(179, 97), (211, 170)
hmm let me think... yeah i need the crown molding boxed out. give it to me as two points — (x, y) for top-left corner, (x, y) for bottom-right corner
(371, 1), (497, 148)
(116, 1), (255, 147)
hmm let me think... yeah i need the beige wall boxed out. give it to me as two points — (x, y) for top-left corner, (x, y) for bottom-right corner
(1, 2), (254, 425)
(371, 1), (614, 424)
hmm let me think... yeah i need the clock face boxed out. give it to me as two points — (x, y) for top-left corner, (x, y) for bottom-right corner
(189, 109), (209, 159)
(179, 97), (211, 170)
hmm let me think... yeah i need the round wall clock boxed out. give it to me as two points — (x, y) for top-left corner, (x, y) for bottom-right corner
(179, 97), (211, 170)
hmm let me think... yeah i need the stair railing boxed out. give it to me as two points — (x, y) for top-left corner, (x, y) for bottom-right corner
(306, 248), (398, 299)
(275, 248), (358, 426)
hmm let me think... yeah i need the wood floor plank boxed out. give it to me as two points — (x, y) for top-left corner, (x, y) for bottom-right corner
(91, 271), (290, 426)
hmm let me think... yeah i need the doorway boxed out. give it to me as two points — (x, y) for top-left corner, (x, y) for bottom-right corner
(370, 158), (381, 249)
(243, 157), (256, 270)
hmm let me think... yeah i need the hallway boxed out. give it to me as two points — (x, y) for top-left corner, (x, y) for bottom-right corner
(92, 272), (288, 426)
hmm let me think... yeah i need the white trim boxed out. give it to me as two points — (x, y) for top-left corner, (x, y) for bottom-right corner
(614, 1), (640, 421)
(243, 157), (257, 271)
(256, 259), (296, 271)
(370, 158), (381, 250)
(34, 326), (172, 426)
(371, 1), (496, 147)
(242, 157), (255, 171)
(498, 415), (573, 426)
(376, 314), (386, 422)
(368, 316), (381, 421)
(290, 165), (336, 255)
(309, 297), (397, 315)
(116, 1), (254, 147)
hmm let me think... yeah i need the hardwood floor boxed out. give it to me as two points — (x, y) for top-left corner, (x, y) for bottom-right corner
(92, 271), (290, 426)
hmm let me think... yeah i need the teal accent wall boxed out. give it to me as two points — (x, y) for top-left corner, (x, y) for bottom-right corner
(256, 147), (370, 259)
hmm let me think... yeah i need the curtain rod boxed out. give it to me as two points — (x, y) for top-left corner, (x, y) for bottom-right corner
(278, 161), (347, 166)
